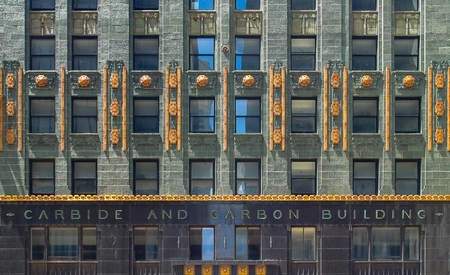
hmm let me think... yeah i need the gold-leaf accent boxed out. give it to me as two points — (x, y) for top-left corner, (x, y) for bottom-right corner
(6, 73), (14, 89)
(332, 127), (340, 145)
(196, 74), (209, 88)
(6, 100), (15, 117)
(110, 98), (120, 117)
(139, 74), (152, 88)
(110, 71), (119, 89)
(298, 74), (311, 87)
(78, 75), (91, 88)
(220, 265), (231, 275)
(184, 265), (195, 275)
(360, 74), (374, 88)
(168, 129), (178, 144)
(202, 265), (213, 275)
(331, 72), (340, 89)
(273, 102), (282, 116)
(435, 128), (444, 144)
(6, 128), (15, 145)
(168, 101), (178, 116)
(331, 100), (340, 117)
(255, 265), (266, 275)
(238, 265), (248, 275)
(111, 128), (120, 145)
(435, 72), (445, 89)
(273, 73), (282, 88)
(35, 74), (49, 88)
(402, 75), (415, 89)
(273, 129), (282, 144)
(169, 72), (178, 88)
(435, 100), (445, 117)
(242, 74), (256, 87)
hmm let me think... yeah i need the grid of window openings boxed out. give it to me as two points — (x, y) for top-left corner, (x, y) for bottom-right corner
(351, 0), (377, 70)
(190, 160), (215, 195)
(133, 0), (159, 70)
(291, 0), (316, 70)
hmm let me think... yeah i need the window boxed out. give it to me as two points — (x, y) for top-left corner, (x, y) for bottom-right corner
(395, 98), (420, 133)
(133, 37), (159, 70)
(236, 160), (260, 195)
(394, 0), (418, 11)
(30, 38), (55, 70)
(235, 37), (260, 70)
(190, 98), (215, 133)
(291, 98), (316, 133)
(133, 98), (159, 133)
(190, 0), (214, 10)
(394, 38), (419, 71)
(189, 37), (215, 70)
(352, 38), (377, 70)
(134, 0), (159, 10)
(134, 160), (159, 195)
(133, 227), (159, 261)
(30, 0), (55, 10)
(72, 98), (97, 133)
(353, 160), (378, 195)
(30, 160), (55, 195)
(352, 0), (377, 11)
(72, 37), (98, 70)
(30, 98), (55, 133)
(291, 0), (315, 10)
(235, 98), (260, 133)
(291, 38), (316, 70)
(291, 161), (316, 195)
(235, 0), (260, 10)
(353, 98), (378, 133)
(72, 0), (97, 10)
(190, 227), (214, 260)
(72, 160), (97, 195)
(30, 227), (96, 261)
(190, 160), (214, 195)
(352, 227), (420, 262)
(291, 227), (316, 261)
(236, 227), (260, 260)
(395, 160), (420, 195)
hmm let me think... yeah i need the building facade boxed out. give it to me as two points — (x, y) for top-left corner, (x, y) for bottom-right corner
(0, 0), (449, 274)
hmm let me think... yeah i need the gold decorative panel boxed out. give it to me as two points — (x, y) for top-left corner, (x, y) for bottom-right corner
(402, 75), (416, 89)
(235, 12), (262, 35)
(184, 265), (195, 275)
(219, 265), (231, 275)
(190, 12), (216, 35)
(35, 74), (49, 88)
(72, 12), (97, 35)
(352, 12), (378, 36)
(435, 128), (444, 144)
(196, 74), (209, 88)
(255, 265), (266, 275)
(237, 265), (248, 275)
(30, 12), (55, 35)
(435, 73), (445, 89)
(394, 12), (420, 36)
(292, 11), (316, 35)
(134, 11), (160, 35)
(202, 265), (213, 275)
(298, 74), (311, 87)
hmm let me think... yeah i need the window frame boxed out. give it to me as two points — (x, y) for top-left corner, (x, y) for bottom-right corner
(189, 0), (215, 10)
(290, 36), (317, 71)
(393, 37), (420, 71)
(394, 97), (421, 134)
(352, 159), (379, 195)
(235, 0), (260, 10)
(352, 97), (379, 134)
(291, 97), (317, 133)
(235, 159), (261, 195)
(72, 0), (98, 11)
(235, 226), (261, 260)
(235, 36), (261, 71)
(290, 226), (318, 262)
(71, 36), (98, 71)
(394, 159), (420, 195)
(189, 36), (215, 71)
(30, 0), (56, 11)
(29, 97), (56, 134)
(291, 160), (317, 195)
(189, 226), (216, 261)
(351, 36), (378, 71)
(133, 159), (159, 195)
(71, 160), (97, 195)
(132, 226), (160, 262)
(133, 36), (159, 71)
(30, 159), (55, 195)
(29, 36), (56, 71)
(133, 97), (159, 133)
(189, 159), (215, 195)
(133, 0), (159, 10)
(235, 97), (261, 134)
(71, 97), (98, 134)
(290, 0), (316, 10)
(189, 97), (216, 133)
(351, 0), (377, 11)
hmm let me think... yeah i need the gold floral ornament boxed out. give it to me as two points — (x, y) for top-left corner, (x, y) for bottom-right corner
(78, 75), (91, 88)
(219, 266), (231, 275)
(331, 72), (340, 89)
(35, 74), (49, 88)
(168, 129), (178, 144)
(255, 265), (266, 275)
(168, 72), (178, 88)
(435, 128), (444, 144)
(6, 128), (15, 145)
(139, 74), (152, 88)
(298, 74), (311, 88)
(168, 101), (178, 116)
(273, 101), (282, 116)
(273, 73), (282, 88)
(360, 74), (374, 88)
(242, 74), (256, 88)
(238, 265), (248, 275)
(273, 129), (282, 144)
(6, 100), (15, 117)
(435, 72), (445, 89)
(202, 265), (213, 275)
(184, 265), (195, 275)
(6, 73), (15, 89)
(111, 128), (120, 145)
(196, 74), (209, 88)
(110, 72), (119, 89)
(110, 98), (120, 117)
(331, 127), (340, 145)
(331, 100), (340, 117)
(402, 75), (415, 89)
(435, 100), (445, 117)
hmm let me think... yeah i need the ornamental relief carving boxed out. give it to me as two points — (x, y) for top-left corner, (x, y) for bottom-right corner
(168, 73), (178, 88)
(360, 74), (374, 88)
(273, 102), (282, 116)
(219, 266), (231, 275)
(168, 129), (178, 144)
(435, 128), (444, 144)
(331, 72), (340, 89)
(402, 75), (416, 89)
(242, 74), (256, 88)
(394, 72), (423, 90)
(110, 72), (119, 89)
(111, 128), (120, 145)
(168, 101), (178, 116)
(289, 72), (320, 89)
(196, 74), (209, 88)
(351, 72), (382, 90)
(435, 72), (445, 89)
(69, 73), (99, 90)
(6, 129), (15, 145)
(331, 100), (340, 117)
(6, 100), (15, 117)
(132, 73), (161, 89)
(26, 72), (57, 90)
(331, 127), (340, 145)
(273, 73), (282, 88)
(435, 100), (445, 117)
(234, 72), (263, 89)
(35, 74), (49, 88)
(6, 73), (15, 89)
(297, 74), (311, 88)
(139, 75), (152, 88)
(273, 129), (283, 144)
(110, 99), (120, 117)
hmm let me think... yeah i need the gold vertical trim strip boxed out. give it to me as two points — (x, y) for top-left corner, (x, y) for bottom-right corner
(427, 65), (433, 152)
(268, 65), (274, 151)
(17, 67), (23, 153)
(164, 67), (170, 151)
(59, 67), (65, 152)
(281, 66), (286, 151)
(385, 66), (391, 151)
(323, 65), (329, 151)
(176, 67), (182, 151)
(0, 68), (3, 152)
(342, 66), (348, 152)
(447, 66), (450, 151)
(102, 65), (108, 152)
(223, 67), (228, 152)
(121, 65), (127, 152)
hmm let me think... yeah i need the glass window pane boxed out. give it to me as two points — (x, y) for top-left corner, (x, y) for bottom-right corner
(237, 161), (259, 179)
(236, 117), (260, 133)
(236, 180), (259, 194)
(135, 161), (158, 180)
(31, 99), (55, 116)
(190, 0), (214, 10)
(352, 227), (369, 260)
(291, 0), (315, 10)
(31, 228), (45, 260)
(134, 38), (159, 55)
(292, 38), (315, 53)
(74, 161), (96, 179)
(190, 38), (215, 55)
(190, 56), (214, 70)
(134, 227), (159, 260)
(236, 0), (260, 10)
(247, 227), (260, 260)
(134, 0), (159, 10)
(235, 55), (260, 70)
(354, 99), (377, 116)
(352, 56), (377, 70)
(31, 56), (55, 71)
(352, 0), (377, 10)
(354, 179), (377, 194)
(292, 99), (315, 115)
(292, 178), (315, 194)
(32, 161), (54, 179)
(291, 227), (316, 261)
(82, 228), (96, 260)
(135, 180), (158, 195)
(31, 39), (55, 55)
(353, 117), (377, 133)
(73, 0), (97, 10)
(236, 227), (248, 259)
(73, 56), (97, 71)
(191, 161), (214, 179)
(48, 228), (79, 260)
(134, 55), (159, 70)
(394, 0), (418, 11)
(190, 228), (202, 260)
(372, 227), (401, 260)
(292, 117), (315, 133)
(354, 161), (377, 178)
(73, 38), (98, 55)
(291, 55), (316, 70)
(352, 39), (377, 55)
(236, 99), (260, 116)
(134, 99), (159, 116)
(73, 99), (97, 116)
(236, 38), (260, 55)
(190, 99), (215, 116)
(31, 0), (55, 10)
(394, 39), (419, 55)
(190, 227), (214, 260)
(396, 179), (419, 195)
(404, 227), (420, 260)
(396, 161), (419, 179)
(292, 161), (315, 177)
(394, 56), (418, 71)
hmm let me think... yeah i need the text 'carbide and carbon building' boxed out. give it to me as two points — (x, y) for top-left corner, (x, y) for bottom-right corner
(0, 0), (449, 274)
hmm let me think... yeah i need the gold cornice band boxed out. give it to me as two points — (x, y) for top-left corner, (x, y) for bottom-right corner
(268, 65), (274, 151)
(121, 65), (127, 152)
(101, 65), (108, 152)
(17, 67), (23, 153)
(342, 66), (348, 152)
(59, 67), (65, 152)
(281, 66), (286, 151)
(323, 65), (329, 151)
(223, 67), (228, 152)
(0, 194), (448, 202)
(0, 68), (3, 152)
(385, 66), (391, 152)
(427, 65), (433, 151)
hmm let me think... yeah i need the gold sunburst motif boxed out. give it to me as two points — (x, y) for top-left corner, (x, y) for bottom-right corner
(110, 71), (119, 89)
(331, 127), (340, 145)
(298, 74), (311, 87)
(435, 72), (445, 89)
(242, 74), (256, 87)
(6, 73), (15, 89)
(435, 128), (444, 144)
(331, 100), (340, 117)
(110, 99), (120, 117)
(360, 74), (374, 88)
(402, 75), (415, 89)
(331, 72), (340, 89)
(169, 72), (178, 88)
(35, 74), (49, 88)
(78, 75), (91, 88)
(111, 128), (120, 145)
(273, 73), (282, 88)
(435, 100), (445, 117)
(6, 128), (15, 145)
(196, 74), (209, 88)
(139, 74), (152, 88)
(6, 100), (15, 117)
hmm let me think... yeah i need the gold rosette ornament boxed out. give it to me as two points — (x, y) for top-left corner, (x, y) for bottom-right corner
(184, 265), (195, 275)
(220, 266), (231, 275)
(35, 74), (49, 88)
(435, 100), (445, 117)
(298, 74), (311, 87)
(6, 73), (15, 89)
(273, 73), (282, 88)
(273, 129), (282, 144)
(168, 101), (178, 116)
(6, 129), (15, 145)
(435, 128), (444, 144)
(6, 100), (15, 117)
(331, 100), (340, 117)
(360, 74), (374, 88)
(168, 129), (178, 144)
(331, 127), (340, 145)
(196, 74), (209, 88)
(402, 75), (415, 89)
(435, 72), (445, 89)
(110, 72), (119, 89)
(139, 74), (152, 88)
(331, 72), (340, 89)
(242, 74), (256, 87)
(110, 99), (120, 117)
(168, 72), (178, 88)
(111, 128), (120, 145)
(78, 75), (91, 88)
(273, 101), (282, 116)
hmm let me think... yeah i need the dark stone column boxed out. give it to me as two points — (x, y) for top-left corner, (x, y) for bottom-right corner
(161, 224), (189, 275)
(97, 225), (130, 275)
(261, 225), (288, 275)
(215, 224), (234, 260)
(321, 224), (350, 275)
(0, 225), (26, 275)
